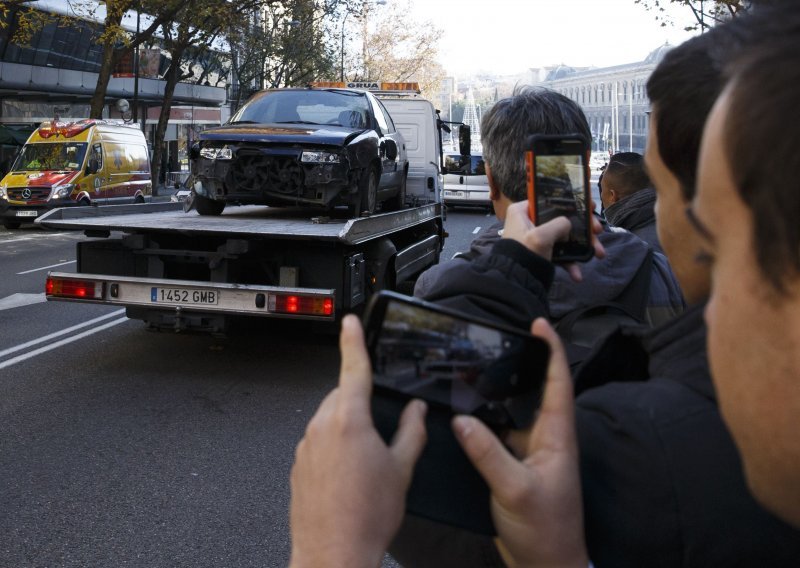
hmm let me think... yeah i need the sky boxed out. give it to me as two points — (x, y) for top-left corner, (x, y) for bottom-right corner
(405, 0), (701, 76)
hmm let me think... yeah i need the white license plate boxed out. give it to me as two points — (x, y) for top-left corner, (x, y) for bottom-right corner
(150, 287), (219, 305)
(16, 210), (38, 217)
(444, 191), (464, 197)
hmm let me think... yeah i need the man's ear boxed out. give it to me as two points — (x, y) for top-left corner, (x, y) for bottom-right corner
(486, 163), (501, 201)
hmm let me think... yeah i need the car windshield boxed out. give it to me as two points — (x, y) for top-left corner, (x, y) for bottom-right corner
(230, 90), (371, 128)
(445, 154), (485, 175)
(12, 142), (88, 172)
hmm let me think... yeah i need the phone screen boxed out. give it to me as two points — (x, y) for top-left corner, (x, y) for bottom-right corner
(366, 292), (549, 429)
(527, 136), (593, 262)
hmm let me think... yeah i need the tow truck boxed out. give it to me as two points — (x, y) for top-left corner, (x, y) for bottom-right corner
(39, 83), (447, 334)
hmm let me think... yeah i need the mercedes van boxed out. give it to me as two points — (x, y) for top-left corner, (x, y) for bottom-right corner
(0, 119), (151, 228)
(442, 151), (491, 208)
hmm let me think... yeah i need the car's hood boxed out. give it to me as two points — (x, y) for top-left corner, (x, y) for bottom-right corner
(2, 170), (79, 187)
(200, 123), (365, 146)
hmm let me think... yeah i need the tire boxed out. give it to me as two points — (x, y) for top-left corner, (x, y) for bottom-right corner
(195, 193), (225, 216)
(78, 197), (91, 206)
(3, 221), (21, 230)
(384, 169), (407, 211)
(358, 167), (378, 216)
(134, 195), (145, 204)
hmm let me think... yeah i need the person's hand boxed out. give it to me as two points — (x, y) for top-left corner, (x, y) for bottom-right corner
(452, 318), (588, 568)
(502, 200), (605, 281)
(289, 315), (428, 568)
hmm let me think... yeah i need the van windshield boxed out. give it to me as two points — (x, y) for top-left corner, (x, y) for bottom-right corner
(12, 142), (88, 172)
(445, 154), (486, 175)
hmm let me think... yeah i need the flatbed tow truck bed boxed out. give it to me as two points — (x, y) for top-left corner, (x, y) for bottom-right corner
(37, 202), (444, 333)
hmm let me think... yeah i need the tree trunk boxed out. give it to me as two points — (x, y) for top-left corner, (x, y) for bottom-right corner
(150, 45), (187, 194)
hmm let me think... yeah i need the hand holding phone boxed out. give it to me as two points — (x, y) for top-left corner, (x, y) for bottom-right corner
(526, 134), (594, 262)
(363, 291), (550, 431)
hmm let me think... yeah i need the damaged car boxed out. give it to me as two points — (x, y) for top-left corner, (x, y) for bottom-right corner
(190, 87), (408, 217)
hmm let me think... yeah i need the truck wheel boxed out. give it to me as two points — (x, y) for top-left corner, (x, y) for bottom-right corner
(384, 170), (407, 211)
(195, 193), (225, 216)
(358, 167), (378, 216)
(3, 221), (21, 230)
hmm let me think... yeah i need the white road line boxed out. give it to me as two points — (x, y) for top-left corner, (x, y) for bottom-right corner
(472, 226), (481, 234)
(0, 316), (128, 370)
(17, 260), (76, 275)
(0, 293), (47, 311)
(0, 309), (125, 360)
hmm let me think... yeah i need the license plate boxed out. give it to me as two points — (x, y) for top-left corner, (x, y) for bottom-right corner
(16, 210), (38, 217)
(444, 191), (464, 197)
(151, 287), (219, 305)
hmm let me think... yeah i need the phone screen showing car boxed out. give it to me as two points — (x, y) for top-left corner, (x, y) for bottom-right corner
(364, 291), (549, 430)
(526, 135), (593, 262)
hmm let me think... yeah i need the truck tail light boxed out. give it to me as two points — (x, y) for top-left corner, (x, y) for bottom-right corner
(46, 276), (103, 299)
(269, 294), (334, 317)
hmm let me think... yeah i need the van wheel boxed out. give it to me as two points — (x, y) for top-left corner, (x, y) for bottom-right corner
(195, 193), (225, 216)
(3, 221), (21, 230)
(384, 170), (407, 211)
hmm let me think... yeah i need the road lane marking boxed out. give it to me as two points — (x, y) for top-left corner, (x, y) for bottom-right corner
(0, 309), (125, 360)
(17, 260), (76, 275)
(0, 316), (128, 370)
(0, 232), (75, 243)
(472, 226), (481, 234)
(0, 293), (47, 311)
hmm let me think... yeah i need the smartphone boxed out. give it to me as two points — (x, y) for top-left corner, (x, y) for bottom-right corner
(363, 290), (550, 430)
(526, 134), (594, 262)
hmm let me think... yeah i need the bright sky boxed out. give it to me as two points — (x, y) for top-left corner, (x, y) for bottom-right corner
(406, 0), (701, 76)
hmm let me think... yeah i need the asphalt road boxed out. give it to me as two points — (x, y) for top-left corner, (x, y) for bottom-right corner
(0, 207), (492, 568)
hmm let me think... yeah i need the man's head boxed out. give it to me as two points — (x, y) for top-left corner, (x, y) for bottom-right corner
(693, 11), (800, 527)
(480, 87), (590, 219)
(598, 152), (650, 210)
(645, 26), (743, 304)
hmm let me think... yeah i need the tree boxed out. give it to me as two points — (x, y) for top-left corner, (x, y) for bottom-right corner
(356, 0), (445, 99)
(634, 0), (750, 30)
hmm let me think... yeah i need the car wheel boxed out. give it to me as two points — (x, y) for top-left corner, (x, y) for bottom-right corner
(359, 167), (378, 215)
(385, 169), (407, 211)
(195, 193), (226, 216)
(78, 197), (91, 206)
(3, 221), (21, 230)
(134, 195), (145, 204)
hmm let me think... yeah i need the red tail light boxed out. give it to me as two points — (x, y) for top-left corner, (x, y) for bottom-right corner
(269, 294), (334, 317)
(46, 276), (103, 299)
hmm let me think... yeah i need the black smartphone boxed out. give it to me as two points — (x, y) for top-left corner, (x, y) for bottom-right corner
(363, 290), (550, 430)
(526, 134), (594, 262)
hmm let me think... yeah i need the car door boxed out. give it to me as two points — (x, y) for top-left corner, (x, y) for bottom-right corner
(369, 96), (402, 191)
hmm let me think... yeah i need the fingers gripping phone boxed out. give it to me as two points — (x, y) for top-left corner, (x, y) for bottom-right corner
(363, 291), (550, 431)
(526, 134), (594, 262)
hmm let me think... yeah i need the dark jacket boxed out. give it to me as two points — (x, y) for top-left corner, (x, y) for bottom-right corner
(415, 219), (684, 327)
(391, 240), (800, 568)
(604, 187), (663, 254)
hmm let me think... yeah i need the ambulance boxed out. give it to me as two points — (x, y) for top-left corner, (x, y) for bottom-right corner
(0, 119), (151, 229)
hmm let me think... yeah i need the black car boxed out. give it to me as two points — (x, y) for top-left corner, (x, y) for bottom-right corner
(190, 88), (408, 217)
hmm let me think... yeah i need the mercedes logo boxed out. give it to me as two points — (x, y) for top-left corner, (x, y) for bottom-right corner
(21, 188), (32, 199)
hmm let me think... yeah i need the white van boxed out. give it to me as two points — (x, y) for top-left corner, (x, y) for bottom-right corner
(442, 152), (491, 208)
(376, 95), (443, 205)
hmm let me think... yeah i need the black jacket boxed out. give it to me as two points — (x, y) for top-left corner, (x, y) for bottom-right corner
(391, 240), (800, 568)
(604, 187), (663, 254)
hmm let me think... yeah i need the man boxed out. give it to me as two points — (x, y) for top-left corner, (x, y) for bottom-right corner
(416, 90), (683, 330)
(289, 14), (800, 567)
(692, 21), (800, 527)
(599, 151), (662, 252)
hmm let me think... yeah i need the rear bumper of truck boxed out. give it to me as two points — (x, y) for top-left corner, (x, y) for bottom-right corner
(45, 271), (336, 321)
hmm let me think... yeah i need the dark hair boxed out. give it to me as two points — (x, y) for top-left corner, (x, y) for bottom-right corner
(646, 25), (745, 199)
(481, 86), (590, 203)
(602, 152), (650, 198)
(722, 8), (800, 291)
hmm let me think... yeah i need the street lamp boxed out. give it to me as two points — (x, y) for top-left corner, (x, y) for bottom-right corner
(340, 0), (386, 82)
